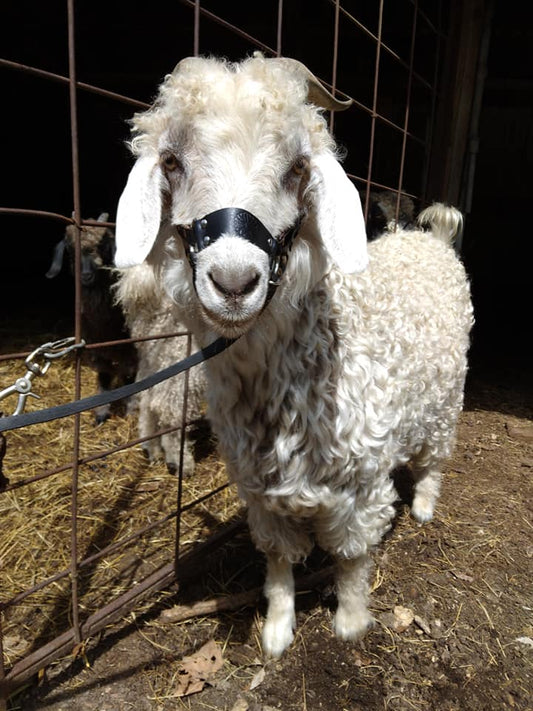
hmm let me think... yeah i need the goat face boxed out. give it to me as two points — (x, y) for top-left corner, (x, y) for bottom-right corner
(160, 117), (315, 336)
(115, 56), (368, 337)
(46, 214), (115, 288)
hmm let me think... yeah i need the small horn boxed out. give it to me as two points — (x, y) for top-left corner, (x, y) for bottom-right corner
(265, 57), (353, 111)
(171, 56), (202, 76)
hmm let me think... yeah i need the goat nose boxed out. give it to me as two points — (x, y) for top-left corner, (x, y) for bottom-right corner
(208, 267), (260, 298)
(81, 271), (95, 286)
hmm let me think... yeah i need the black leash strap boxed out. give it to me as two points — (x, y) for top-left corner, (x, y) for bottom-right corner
(0, 337), (235, 433)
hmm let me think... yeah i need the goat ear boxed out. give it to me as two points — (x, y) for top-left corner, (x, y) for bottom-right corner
(114, 155), (163, 268)
(311, 153), (368, 273)
(45, 239), (66, 279)
(102, 231), (117, 265)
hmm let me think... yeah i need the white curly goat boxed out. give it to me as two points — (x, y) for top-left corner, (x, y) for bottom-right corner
(114, 55), (473, 658)
(114, 262), (207, 474)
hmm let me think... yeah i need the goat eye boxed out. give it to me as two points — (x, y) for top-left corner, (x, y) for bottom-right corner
(283, 155), (310, 191)
(290, 156), (309, 176)
(161, 153), (182, 172)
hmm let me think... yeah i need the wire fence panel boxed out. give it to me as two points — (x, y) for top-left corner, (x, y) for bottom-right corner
(0, 1), (450, 704)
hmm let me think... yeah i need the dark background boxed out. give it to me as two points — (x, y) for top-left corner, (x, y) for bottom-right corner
(1, 0), (531, 382)
(460, 1), (532, 378)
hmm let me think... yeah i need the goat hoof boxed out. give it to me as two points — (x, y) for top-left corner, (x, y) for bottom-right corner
(334, 607), (374, 641)
(411, 496), (435, 523)
(262, 612), (296, 658)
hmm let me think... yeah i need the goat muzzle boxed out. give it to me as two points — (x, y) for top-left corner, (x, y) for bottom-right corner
(176, 207), (302, 300)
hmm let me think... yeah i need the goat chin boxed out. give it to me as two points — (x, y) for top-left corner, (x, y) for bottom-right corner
(114, 55), (474, 658)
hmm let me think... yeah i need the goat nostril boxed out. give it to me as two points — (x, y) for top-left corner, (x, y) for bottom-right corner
(209, 274), (229, 297)
(209, 272), (260, 298)
(241, 273), (260, 295)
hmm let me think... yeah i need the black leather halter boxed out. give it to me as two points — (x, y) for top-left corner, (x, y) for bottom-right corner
(176, 207), (302, 298)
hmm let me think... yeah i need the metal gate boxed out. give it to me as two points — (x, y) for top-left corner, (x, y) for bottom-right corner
(0, 1), (461, 705)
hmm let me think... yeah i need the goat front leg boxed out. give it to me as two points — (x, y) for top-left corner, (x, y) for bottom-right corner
(334, 554), (374, 641)
(410, 445), (445, 523)
(411, 465), (442, 523)
(262, 553), (296, 658)
(94, 370), (112, 424)
(247, 500), (312, 657)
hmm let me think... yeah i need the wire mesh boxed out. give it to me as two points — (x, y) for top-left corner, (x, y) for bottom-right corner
(0, 0), (450, 704)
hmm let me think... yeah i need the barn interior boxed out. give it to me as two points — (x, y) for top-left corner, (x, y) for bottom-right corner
(1, 1), (532, 706)
(1, 0), (531, 389)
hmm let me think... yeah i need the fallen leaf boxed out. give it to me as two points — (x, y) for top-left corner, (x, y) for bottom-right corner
(171, 639), (223, 697)
(393, 605), (414, 632)
(249, 666), (266, 690)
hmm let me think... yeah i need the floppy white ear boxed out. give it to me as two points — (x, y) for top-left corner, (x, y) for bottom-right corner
(312, 153), (368, 273)
(114, 155), (163, 268)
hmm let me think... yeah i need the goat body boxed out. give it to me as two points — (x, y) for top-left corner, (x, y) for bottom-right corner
(47, 214), (137, 422)
(114, 55), (473, 658)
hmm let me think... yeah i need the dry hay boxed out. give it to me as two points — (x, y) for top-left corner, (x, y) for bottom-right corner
(0, 353), (242, 671)
(3, 350), (532, 710)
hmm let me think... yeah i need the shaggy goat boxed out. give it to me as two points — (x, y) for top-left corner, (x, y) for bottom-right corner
(46, 213), (137, 422)
(114, 262), (207, 474)
(114, 55), (473, 658)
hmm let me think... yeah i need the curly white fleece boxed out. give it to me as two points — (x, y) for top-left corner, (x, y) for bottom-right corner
(186, 229), (472, 559)
(116, 54), (474, 657)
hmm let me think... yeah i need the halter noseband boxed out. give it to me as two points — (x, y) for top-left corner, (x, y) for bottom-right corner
(176, 207), (302, 299)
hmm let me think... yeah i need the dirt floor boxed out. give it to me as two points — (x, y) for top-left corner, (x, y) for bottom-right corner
(6, 361), (533, 711)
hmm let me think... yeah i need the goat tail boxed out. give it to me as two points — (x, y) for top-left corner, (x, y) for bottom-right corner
(417, 202), (463, 245)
